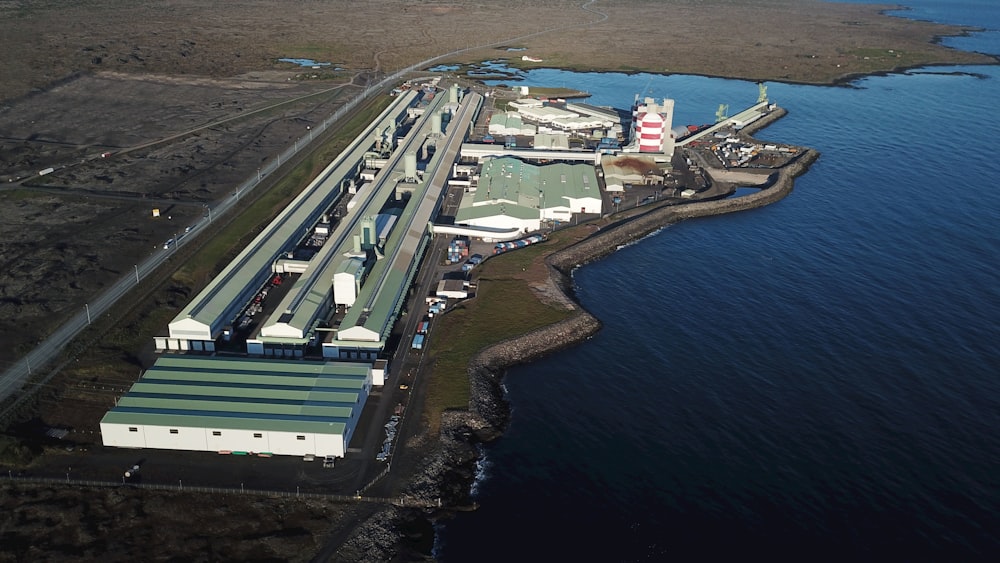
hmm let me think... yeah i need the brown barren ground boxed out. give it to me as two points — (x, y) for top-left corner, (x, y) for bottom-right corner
(0, 1), (995, 561)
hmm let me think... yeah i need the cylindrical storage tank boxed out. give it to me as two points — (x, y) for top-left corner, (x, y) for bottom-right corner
(404, 152), (418, 180)
(431, 112), (442, 135)
(638, 112), (664, 153)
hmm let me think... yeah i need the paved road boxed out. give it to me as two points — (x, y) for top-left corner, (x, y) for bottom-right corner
(0, 82), (389, 406)
(0, 0), (610, 407)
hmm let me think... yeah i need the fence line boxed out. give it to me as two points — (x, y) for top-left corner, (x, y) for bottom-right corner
(359, 463), (391, 495)
(0, 474), (437, 507)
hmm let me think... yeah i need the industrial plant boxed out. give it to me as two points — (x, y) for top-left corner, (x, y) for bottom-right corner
(102, 80), (781, 460)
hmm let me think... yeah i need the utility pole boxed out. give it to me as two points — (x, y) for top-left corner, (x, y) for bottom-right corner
(134, 264), (139, 284)
(85, 303), (91, 325)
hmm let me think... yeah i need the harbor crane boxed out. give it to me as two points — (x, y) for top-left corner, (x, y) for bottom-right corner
(757, 82), (768, 103)
(715, 104), (729, 123)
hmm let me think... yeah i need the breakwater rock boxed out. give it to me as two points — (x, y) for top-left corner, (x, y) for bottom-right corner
(458, 135), (819, 473)
(386, 113), (819, 560)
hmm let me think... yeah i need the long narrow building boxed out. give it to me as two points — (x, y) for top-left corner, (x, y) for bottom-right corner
(248, 90), (483, 360)
(250, 90), (453, 356)
(331, 91), (482, 356)
(158, 90), (419, 352)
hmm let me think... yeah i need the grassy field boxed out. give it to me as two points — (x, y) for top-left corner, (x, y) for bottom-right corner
(424, 241), (576, 430)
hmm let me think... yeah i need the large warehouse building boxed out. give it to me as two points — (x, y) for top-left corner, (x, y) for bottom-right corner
(100, 355), (372, 458)
(454, 156), (602, 232)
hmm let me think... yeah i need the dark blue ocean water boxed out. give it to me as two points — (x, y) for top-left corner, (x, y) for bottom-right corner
(436, 2), (1000, 560)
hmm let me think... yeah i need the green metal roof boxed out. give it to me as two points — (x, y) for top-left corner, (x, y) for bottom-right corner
(128, 382), (358, 403)
(537, 159), (599, 202)
(259, 90), (453, 343)
(116, 395), (355, 418)
(101, 409), (348, 435)
(339, 92), (483, 343)
(457, 156), (599, 223)
(152, 354), (370, 377)
(169, 90), (419, 339)
(100, 355), (369, 435)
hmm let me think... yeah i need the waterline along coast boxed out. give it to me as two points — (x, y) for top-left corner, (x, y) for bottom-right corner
(1, 0), (998, 558)
(100, 79), (815, 461)
(0, 69), (816, 557)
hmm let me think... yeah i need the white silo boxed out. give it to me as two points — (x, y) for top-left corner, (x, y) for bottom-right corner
(404, 152), (418, 182)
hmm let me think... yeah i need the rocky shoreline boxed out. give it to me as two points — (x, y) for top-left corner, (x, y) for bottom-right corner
(343, 109), (820, 560)
(460, 107), (819, 446)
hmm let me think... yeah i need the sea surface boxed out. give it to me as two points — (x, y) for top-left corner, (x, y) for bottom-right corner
(435, 1), (1000, 561)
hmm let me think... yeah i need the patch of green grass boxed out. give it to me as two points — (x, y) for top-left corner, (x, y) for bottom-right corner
(844, 47), (921, 68)
(0, 189), (39, 202)
(425, 277), (572, 425)
(526, 86), (588, 98)
(420, 231), (597, 430)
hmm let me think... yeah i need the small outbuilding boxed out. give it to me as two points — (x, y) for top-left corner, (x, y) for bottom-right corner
(436, 279), (468, 300)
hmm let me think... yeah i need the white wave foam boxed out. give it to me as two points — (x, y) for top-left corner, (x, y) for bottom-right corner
(469, 443), (492, 498)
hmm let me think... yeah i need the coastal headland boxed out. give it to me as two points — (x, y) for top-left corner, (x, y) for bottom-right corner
(367, 107), (820, 559)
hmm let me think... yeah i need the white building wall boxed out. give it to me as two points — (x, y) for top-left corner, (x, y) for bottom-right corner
(222, 429), (271, 452)
(268, 431), (318, 456)
(102, 424), (348, 457)
(565, 196), (603, 214)
(372, 360), (388, 386)
(337, 325), (382, 342)
(315, 434), (346, 458)
(168, 317), (213, 340)
(462, 214), (539, 232)
(334, 271), (360, 307)
(206, 429), (232, 452)
(259, 322), (304, 339)
(101, 423), (148, 448)
(145, 425), (208, 451)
